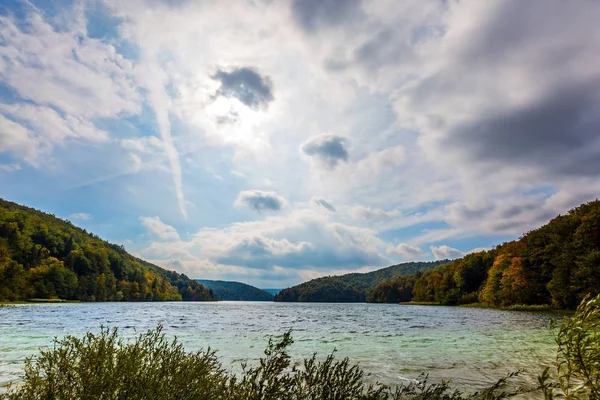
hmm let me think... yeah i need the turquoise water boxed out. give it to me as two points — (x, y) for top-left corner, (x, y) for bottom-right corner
(0, 302), (558, 393)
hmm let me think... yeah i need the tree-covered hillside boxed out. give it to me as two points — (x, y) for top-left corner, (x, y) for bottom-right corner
(274, 261), (448, 302)
(369, 200), (600, 309)
(0, 199), (214, 302)
(196, 280), (273, 301)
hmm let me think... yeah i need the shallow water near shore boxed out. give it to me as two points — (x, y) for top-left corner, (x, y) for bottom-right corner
(0, 302), (558, 394)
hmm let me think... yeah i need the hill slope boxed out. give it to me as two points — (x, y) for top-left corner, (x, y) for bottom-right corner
(370, 200), (600, 309)
(196, 280), (273, 301)
(0, 199), (214, 302)
(262, 288), (282, 296)
(274, 261), (448, 302)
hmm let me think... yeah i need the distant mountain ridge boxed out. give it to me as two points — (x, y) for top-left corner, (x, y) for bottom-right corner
(196, 279), (274, 301)
(262, 288), (283, 296)
(274, 261), (448, 302)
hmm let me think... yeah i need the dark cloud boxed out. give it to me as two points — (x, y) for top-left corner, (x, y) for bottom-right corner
(214, 236), (386, 271)
(301, 134), (349, 168)
(444, 83), (600, 178)
(499, 203), (539, 219)
(235, 190), (287, 212)
(397, 1), (600, 188)
(291, 0), (362, 32)
(213, 67), (274, 110)
(311, 197), (336, 212)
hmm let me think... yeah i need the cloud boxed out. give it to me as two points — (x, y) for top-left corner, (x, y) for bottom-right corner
(69, 212), (93, 220)
(139, 240), (196, 261)
(140, 216), (181, 241)
(121, 136), (164, 154)
(138, 62), (188, 219)
(311, 197), (336, 212)
(0, 114), (40, 164)
(350, 206), (400, 221)
(431, 245), (464, 260)
(352, 146), (406, 176)
(0, 163), (21, 172)
(235, 190), (287, 212)
(213, 67), (274, 111)
(393, 0), (600, 194)
(291, 0), (363, 32)
(442, 83), (600, 179)
(301, 134), (349, 168)
(0, 103), (109, 166)
(0, 13), (140, 119)
(387, 243), (425, 259)
(193, 209), (388, 271)
(2, 0), (600, 289)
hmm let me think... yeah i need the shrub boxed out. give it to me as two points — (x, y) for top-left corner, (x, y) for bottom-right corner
(539, 294), (600, 399)
(0, 326), (523, 400)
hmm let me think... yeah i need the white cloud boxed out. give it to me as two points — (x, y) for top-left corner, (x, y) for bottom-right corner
(387, 243), (425, 259)
(140, 216), (180, 241)
(0, 13), (140, 119)
(0, 163), (21, 172)
(431, 245), (464, 260)
(0, 103), (109, 166)
(192, 209), (388, 271)
(0, 114), (40, 164)
(69, 212), (93, 220)
(350, 206), (400, 221)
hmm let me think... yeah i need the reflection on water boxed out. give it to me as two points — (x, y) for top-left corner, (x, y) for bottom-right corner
(0, 302), (558, 392)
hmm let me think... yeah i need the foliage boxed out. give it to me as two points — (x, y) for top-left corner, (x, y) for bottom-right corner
(0, 198), (213, 302)
(1, 326), (523, 400)
(275, 261), (448, 303)
(538, 294), (600, 399)
(367, 275), (416, 303)
(196, 280), (273, 301)
(375, 200), (600, 309)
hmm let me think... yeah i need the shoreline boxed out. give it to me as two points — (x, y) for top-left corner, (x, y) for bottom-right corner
(0, 299), (81, 305)
(398, 301), (567, 312)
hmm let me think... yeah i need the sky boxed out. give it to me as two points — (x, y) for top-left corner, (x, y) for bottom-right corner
(1, 0), (599, 288)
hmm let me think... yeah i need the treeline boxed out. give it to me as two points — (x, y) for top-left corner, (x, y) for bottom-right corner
(369, 200), (600, 309)
(0, 199), (214, 302)
(274, 261), (448, 302)
(196, 279), (274, 301)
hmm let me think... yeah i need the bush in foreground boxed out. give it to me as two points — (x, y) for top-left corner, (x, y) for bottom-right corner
(538, 294), (600, 399)
(2, 294), (599, 399)
(0, 330), (519, 400)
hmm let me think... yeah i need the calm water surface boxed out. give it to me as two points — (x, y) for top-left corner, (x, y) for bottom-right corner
(0, 302), (559, 393)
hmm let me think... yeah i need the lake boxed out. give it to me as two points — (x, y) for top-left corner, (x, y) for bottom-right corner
(0, 302), (559, 394)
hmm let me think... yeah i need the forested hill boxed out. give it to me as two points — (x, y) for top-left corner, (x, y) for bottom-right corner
(274, 261), (448, 302)
(196, 280), (274, 301)
(0, 199), (214, 302)
(369, 200), (600, 309)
